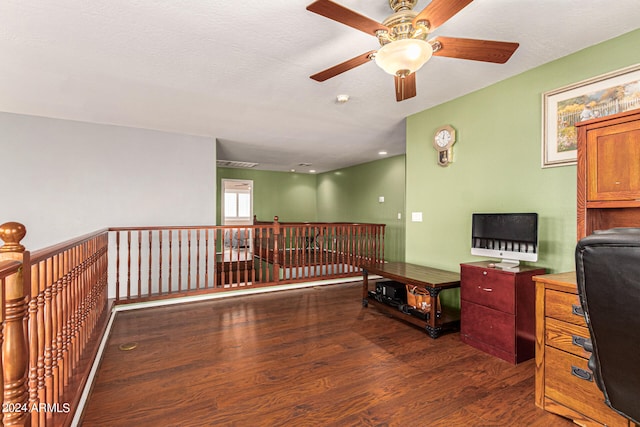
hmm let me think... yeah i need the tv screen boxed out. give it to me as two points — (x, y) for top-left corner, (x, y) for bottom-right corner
(471, 213), (538, 268)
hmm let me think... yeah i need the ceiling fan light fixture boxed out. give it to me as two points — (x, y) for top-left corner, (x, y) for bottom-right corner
(374, 38), (433, 77)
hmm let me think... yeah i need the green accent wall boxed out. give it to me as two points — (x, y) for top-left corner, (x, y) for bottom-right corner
(316, 155), (406, 262)
(217, 155), (406, 262)
(405, 29), (640, 285)
(216, 167), (318, 224)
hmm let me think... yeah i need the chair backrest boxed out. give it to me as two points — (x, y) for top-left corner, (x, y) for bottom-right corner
(575, 227), (640, 424)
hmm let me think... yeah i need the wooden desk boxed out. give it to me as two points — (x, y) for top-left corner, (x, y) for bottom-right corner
(362, 262), (461, 338)
(534, 272), (632, 426)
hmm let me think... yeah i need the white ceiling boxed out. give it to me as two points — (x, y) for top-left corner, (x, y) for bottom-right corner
(2, 0), (640, 173)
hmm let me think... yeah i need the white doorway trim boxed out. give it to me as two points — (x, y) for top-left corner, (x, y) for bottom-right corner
(221, 179), (254, 226)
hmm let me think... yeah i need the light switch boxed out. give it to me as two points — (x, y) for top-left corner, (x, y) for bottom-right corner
(378, 196), (385, 203)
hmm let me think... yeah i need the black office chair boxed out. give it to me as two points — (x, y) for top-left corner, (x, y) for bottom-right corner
(575, 227), (640, 425)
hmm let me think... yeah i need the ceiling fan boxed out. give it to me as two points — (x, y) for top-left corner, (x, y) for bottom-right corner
(307, 0), (519, 102)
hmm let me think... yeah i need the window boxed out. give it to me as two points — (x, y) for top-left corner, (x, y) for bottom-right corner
(224, 190), (251, 219)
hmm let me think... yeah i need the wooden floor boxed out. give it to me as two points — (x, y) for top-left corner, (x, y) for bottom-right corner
(80, 282), (573, 426)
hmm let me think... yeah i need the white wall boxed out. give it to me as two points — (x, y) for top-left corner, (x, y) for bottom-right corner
(1, 112), (216, 251)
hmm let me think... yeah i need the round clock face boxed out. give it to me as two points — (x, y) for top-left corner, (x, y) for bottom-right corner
(435, 129), (452, 148)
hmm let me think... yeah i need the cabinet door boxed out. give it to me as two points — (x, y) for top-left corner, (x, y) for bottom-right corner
(587, 121), (640, 201)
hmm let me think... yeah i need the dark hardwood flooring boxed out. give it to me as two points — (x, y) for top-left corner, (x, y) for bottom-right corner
(80, 282), (573, 426)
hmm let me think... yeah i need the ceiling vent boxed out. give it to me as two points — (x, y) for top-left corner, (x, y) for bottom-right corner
(217, 160), (259, 169)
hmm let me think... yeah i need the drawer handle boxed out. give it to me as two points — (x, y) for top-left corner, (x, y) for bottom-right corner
(571, 304), (584, 317)
(571, 366), (593, 382)
(481, 287), (493, 292)
(483, 271), (488, 275)
(571, 335), (589, 349)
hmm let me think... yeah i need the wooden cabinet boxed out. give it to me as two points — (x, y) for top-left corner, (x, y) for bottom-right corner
(577, 108), (640, 239)
(535, 272), (632, 426)
(460, 262), (545, 364)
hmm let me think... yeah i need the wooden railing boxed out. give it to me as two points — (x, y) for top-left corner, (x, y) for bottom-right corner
(0, 218), (384, 424)
(112, 217), (385, 303)
(0, 222), (110, 427)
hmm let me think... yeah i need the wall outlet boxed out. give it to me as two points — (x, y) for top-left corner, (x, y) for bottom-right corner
(378, 196), (385, 203)
(397, 212), (402, 220)
(411, 212), (423, 222)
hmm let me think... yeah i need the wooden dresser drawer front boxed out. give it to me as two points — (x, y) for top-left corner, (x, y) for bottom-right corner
(545, 290), (587, 327)
(545, 346), (629, 427)
(545, 318), (591, 358)
(461, 267), (515, 313)
(461, 300), (515, 353)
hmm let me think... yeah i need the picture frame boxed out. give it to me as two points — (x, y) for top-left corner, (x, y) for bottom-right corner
(542, 63), (640, 168)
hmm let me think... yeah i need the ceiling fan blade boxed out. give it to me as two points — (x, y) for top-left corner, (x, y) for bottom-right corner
(431, 36), (519, 63)
(310, 50), (376, 82)
(395, 73), (417, 102)
(307, 0), (388, 36)
(413, 0), (473, 31)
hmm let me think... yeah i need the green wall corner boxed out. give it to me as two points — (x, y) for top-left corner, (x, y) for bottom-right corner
(317, 155), (406, 262)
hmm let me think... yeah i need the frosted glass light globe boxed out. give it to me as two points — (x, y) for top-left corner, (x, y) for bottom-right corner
(375, 39), (433, 76)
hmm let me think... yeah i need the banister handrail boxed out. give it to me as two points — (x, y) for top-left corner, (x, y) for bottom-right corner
(253, 216), (385, 227)
(109, 225), (263, 231)
(30, 227), (109, 263)
(0, 259), (22, 278)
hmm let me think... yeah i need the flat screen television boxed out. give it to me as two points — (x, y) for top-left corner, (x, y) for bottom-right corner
(471, 213), (538, 269)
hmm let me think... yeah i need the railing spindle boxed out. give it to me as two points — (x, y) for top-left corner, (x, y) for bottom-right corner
(187, 230), (192, 290)
(178, 230), (183, 292)
(137, 230), (142, 298)
(148, 230), (152, 298)
(196, 230), (201, 290)
(43, 256), (53, 409)
(127, 231), (131, 299)
(204, 230), (209, 288)
(61, 250), (70, 388)
(115, 231), (120, 302)
(168, 230), (173, 294)
(28, 262), (41, 427)
(159, 231), (163, 295)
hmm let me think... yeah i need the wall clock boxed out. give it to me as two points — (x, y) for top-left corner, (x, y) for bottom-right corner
(433, 125), (456, 167)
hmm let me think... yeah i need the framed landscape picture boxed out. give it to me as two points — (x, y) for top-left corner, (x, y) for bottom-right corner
(542, 64), (640, 168)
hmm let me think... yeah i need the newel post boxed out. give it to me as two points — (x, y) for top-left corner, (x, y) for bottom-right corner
(0, 222), (31, 426)
(272, 216), (280, 281)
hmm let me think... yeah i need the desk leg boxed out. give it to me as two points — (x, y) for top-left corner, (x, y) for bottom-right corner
(425, 287), (442, 338)
(426, 325), (442, 339)
(362, 269), (369, 307)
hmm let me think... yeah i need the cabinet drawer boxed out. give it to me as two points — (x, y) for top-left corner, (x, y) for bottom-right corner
(545, 290), (587, 327)
(461, 267), (515, 313)
(461, 300), (514, 353)
(545, 346), (629, 427)
(545, 317), (591, 358)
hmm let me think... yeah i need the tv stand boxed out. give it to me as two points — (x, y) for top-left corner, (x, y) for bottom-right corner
(361, 262), (461, 338)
